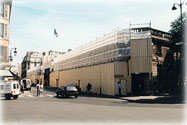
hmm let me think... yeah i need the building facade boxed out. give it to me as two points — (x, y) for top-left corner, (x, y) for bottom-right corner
(22, 50), (64, 85)
(25, 27), (171, 96)
(0, 0), (12, 69)
(21, 51), (43, 78)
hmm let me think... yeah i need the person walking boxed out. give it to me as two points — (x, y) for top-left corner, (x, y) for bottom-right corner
(20, 82), (24, 94)
(118, 80), (122, 96)
(39, 83), (43, 95)
(87, 83), (92, 92)
(36, 83), (40, 96)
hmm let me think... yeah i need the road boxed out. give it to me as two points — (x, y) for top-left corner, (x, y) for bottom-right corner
(0, 87), (186, 125)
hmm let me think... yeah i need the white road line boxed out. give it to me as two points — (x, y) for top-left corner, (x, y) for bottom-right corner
(38, 95), (44, 97)
(19, 95), (24, 98)
(27, 95), (34, 97)
(80, 97), (121, 101)
(46, 94), (55, 97)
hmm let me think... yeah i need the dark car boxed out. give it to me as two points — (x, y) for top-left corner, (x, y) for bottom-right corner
(56, 85), (78, 98)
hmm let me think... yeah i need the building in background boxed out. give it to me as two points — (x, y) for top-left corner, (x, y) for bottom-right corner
(41, 50), (65, 86)
(21, 51), (43, 79)
(21, 50), (64, 85)
(0, 0), (12, 69)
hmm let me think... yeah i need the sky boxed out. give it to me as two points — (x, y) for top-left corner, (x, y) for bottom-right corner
(9, 0), (187, 64)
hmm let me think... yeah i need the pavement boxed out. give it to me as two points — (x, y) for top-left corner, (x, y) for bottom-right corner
(44, 86), (186, 104)
(120, 95), (186, 104)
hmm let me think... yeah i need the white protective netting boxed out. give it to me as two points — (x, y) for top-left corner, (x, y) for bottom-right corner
(54, 28), (151, 71)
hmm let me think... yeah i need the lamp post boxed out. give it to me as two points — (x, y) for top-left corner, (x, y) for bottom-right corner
(172, 0), (184, 25)
(172, 0), (185, 95)
(9, 47), (17, 62)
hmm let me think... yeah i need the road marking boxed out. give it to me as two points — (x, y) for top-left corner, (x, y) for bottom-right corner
(27, 95), (34, 97)
(46, 94), (55, 97)
(19, 95), (24, 98)
(38, 95), (44, 97)
(80, 96), (121, 101)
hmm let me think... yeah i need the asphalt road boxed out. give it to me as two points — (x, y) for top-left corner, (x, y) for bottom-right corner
(0, 87), (186, 125)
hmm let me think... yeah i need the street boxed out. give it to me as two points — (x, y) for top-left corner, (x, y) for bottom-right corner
(1, 87), (186, 125)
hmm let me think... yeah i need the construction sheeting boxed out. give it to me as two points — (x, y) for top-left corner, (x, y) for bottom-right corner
(130, 38), (153, 73)
(54, 29), (151, 71)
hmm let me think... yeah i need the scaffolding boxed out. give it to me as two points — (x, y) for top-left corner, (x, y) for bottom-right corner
(54, 28), (151, 71)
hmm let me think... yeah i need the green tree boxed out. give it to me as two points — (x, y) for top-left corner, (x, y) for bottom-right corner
(158, 13), (186, 95)
(169, 13), (186, 45)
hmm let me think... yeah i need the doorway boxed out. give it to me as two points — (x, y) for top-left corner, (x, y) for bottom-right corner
(44, 68), (50, 86)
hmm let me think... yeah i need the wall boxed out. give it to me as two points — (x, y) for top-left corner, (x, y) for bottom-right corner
(50, 71), (59, 87)
(50, 62), (116, 95)
(130, 38), (153, 73)
(50, 61), (131, 95)
(114, 61), (129, 95)
(27, 74), (44, 84)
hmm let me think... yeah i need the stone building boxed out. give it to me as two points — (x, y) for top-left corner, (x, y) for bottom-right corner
(21, 51), (43, 78)
(0, 0), (12, 69)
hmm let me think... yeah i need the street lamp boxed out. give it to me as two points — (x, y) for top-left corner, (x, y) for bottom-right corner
(172, 0), (184, 24)
(9, 48), (17, 62)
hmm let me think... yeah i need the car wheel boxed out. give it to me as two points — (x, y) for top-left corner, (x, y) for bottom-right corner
(13, 95), (18, 99)
(75, 95), (78, 98)
(56, 94), (59, 98)
(5, 95), (11, 100)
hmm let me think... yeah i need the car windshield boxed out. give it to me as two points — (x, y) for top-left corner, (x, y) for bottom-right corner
(66, 86), (77, 91)
(60, 86), (65, 89)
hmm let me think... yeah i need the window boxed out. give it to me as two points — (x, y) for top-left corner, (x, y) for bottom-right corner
(4, 24), (7, 38)
(0, 45), (8, 62)
(4, 4), (8, 18)
(0, 4), (3, 17)
(156, 45), (162, 57)
(13, 84), (16, 89)
(0, 23), (3, 38)
(17, 84), (19, 89)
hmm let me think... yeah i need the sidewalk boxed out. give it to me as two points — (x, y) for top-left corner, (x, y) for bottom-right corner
(121, 95), (186, 104)
(44, 86), (186, 104)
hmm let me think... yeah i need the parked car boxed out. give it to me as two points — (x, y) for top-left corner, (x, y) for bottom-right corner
(0, 80), (20, 100)
(20, 78), (31, 90)
(56, 85), (78, 98)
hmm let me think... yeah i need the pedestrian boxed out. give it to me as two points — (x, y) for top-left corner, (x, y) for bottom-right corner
(86, 83), (92, 92)
(39, 83), (43, 95)
(78, 83), (81, 95)
(20, 82), (24, 94)
(36, 83), (40, 96)
(118, 80), (122, 96)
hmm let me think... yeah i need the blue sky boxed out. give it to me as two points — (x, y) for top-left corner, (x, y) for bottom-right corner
(9, 0), (187, 64)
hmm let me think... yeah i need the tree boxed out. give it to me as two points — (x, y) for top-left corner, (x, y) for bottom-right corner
(169, 13), (186, 45)
(158, 13), (186, 95)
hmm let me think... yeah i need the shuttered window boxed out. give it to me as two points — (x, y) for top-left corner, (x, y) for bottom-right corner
(4, 24), (7, 38)
(0, 4), (3, 17)
(4, 4), (8, 18)
(0, 46), (8, 62)
(0, 23), (3, 38)
(0, 23), (8, 38)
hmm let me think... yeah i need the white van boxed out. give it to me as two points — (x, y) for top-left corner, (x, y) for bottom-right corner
(0, 81), (20, 100)
(20, 78), (31, 90)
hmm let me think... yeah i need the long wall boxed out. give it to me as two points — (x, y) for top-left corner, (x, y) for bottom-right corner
(50, 61), (130, 96)
(28, 74), (44, 84)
